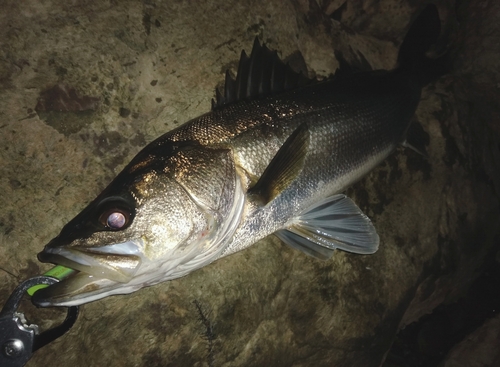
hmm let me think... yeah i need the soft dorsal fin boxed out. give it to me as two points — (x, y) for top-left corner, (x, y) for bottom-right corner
(333, 49), (373, 77)
(212, 38), (311, 109)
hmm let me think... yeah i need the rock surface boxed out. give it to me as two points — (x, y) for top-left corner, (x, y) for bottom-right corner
(0, 1), (498, 366)
(442, 313), (500, 367)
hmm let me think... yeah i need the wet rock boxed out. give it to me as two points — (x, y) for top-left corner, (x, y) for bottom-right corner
(442, 314), (500, 367)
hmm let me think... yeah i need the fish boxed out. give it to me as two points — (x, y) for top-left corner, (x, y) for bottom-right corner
(32, 6), (441, 307)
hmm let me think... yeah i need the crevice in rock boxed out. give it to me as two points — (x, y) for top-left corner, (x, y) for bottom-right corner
(383, 250), (500, 367)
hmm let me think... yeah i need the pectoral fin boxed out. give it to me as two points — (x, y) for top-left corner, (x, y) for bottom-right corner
(249, 124), (310, 205)
(275, 194), (379, 259)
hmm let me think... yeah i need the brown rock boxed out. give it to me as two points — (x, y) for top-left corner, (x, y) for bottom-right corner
(442, 314), (500, 367)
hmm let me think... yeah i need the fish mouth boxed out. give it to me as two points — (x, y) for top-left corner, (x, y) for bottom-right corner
(33, 240), (144, 307)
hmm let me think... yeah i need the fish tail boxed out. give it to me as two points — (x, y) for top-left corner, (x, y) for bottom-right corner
(397, 4), (450, 84)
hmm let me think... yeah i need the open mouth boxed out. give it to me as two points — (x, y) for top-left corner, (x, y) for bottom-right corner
(32, 240), (144, 307)
(31, 271), (120, 307)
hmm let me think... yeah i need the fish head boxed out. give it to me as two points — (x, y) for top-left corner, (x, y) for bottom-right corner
(34, 142), (241, 306)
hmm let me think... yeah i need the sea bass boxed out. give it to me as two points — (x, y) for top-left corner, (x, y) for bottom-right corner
(33, 35), (424, 306)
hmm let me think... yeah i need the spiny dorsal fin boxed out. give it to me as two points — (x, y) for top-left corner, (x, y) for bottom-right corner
(248, 123), (310, 205)
(212, 38), (311, 109)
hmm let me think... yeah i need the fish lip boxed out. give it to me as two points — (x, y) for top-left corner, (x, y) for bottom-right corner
(38, 240), (144, 281)
(31, 272), (117, 307)
(35, 240), (144, 306)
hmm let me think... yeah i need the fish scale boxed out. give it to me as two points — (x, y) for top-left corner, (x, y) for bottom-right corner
(216, 71), (420, 256)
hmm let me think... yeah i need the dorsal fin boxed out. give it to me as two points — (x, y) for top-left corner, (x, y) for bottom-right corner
(333, 49), (372, 77)
(212, 38), (312, 109)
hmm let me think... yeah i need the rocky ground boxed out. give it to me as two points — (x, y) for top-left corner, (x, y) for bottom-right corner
(0, 0), (499, 366)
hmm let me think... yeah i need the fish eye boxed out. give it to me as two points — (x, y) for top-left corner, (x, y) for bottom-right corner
(107, 211), (127, 229)
(97, 197), (134, 231)
(98, 208), (132, 230)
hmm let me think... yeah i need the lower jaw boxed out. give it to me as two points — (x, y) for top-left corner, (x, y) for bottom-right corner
(31, 271), (119, 307)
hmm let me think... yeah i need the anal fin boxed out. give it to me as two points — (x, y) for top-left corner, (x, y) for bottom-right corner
(275, 194), (379, 259)
(275, 230), (335, 260)
(402, 121), (430, 158)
